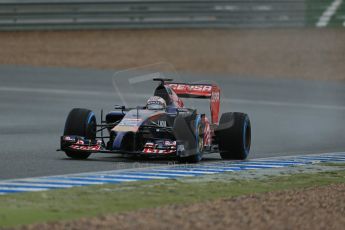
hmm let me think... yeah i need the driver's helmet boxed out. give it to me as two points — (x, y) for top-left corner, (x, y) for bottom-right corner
(146, 96), (167, 110)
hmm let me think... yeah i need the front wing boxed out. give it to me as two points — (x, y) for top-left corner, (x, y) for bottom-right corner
(59, 135), (179, 157)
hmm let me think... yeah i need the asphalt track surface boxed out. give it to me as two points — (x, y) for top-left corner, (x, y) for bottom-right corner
(1, 65), (345, 180)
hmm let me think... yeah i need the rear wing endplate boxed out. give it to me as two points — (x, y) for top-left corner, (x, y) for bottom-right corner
(166, 83), (220, 125)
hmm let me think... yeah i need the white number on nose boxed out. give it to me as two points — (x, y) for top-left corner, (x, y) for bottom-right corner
(158, 120), (167, 127)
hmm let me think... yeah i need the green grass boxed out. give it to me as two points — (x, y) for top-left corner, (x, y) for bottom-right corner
(306, 0), (333, 26)
(1, 167), (345, 228)
(329, 1), (345, 26)
(306, 0), (345, 26)
(320, 162), (345, 167)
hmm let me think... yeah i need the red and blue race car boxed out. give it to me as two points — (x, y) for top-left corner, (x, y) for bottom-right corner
(59, 78), (251, 163)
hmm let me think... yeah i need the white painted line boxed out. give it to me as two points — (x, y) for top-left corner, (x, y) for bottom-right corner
(133, 93), (345, 111)
(194, 164), (241, 169)
(297, 155), (345, 158)
(194, 166), (241, 171)
(327, 155), (345, 158)
(316, 0), (343, 27)
(134, 93), (345, 111)
(1, 163), (192, 184)
(3, 85), (343, 111)
(128, 172), (193, 177)
(298, 156), (345, 159)
(251, 160), (306, 163)
(235, 161), (306, 166)
(225, 98), (345, 111)
(297, 157), (345, 161)
(223, 164), (284, 168)
(97, 174), (169, 180)
(0, 86), (114, 97)
(152, 169), (216, 175)
(326, 152), (345, 155)
(23, 178), (104, 185)
(3, 85), (343, 112)
(249, 152), (345, 161)
(169, 169), (218, 174)
(55, 177), (138, 182)
(182, 167), (235, 172)
(0, 182), (73, 188)
(0, 187), (48, 192)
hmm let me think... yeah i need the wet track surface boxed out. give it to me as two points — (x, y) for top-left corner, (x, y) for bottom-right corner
(1, 65), (345, 179)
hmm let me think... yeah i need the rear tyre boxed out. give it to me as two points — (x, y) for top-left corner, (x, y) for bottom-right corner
(173, 113), (203, 163)
(63, 108), (96, 159)
(216, 112), (251, 160)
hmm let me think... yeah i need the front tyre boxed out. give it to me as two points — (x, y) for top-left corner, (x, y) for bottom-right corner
(63, 108), (96, 159)
(216, 112), (251, 160)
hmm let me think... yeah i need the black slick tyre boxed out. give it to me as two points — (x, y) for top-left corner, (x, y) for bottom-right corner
(216, 112), (251, 160)
(63, 108), (96, 159)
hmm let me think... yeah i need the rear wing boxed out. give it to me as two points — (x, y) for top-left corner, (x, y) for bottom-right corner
(166, 83), (220, 125)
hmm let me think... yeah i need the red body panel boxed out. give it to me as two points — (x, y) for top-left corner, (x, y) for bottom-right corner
(166, 83), (221, 125)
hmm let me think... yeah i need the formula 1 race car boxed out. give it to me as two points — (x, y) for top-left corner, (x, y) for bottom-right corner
(59, 78), (251, 163)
